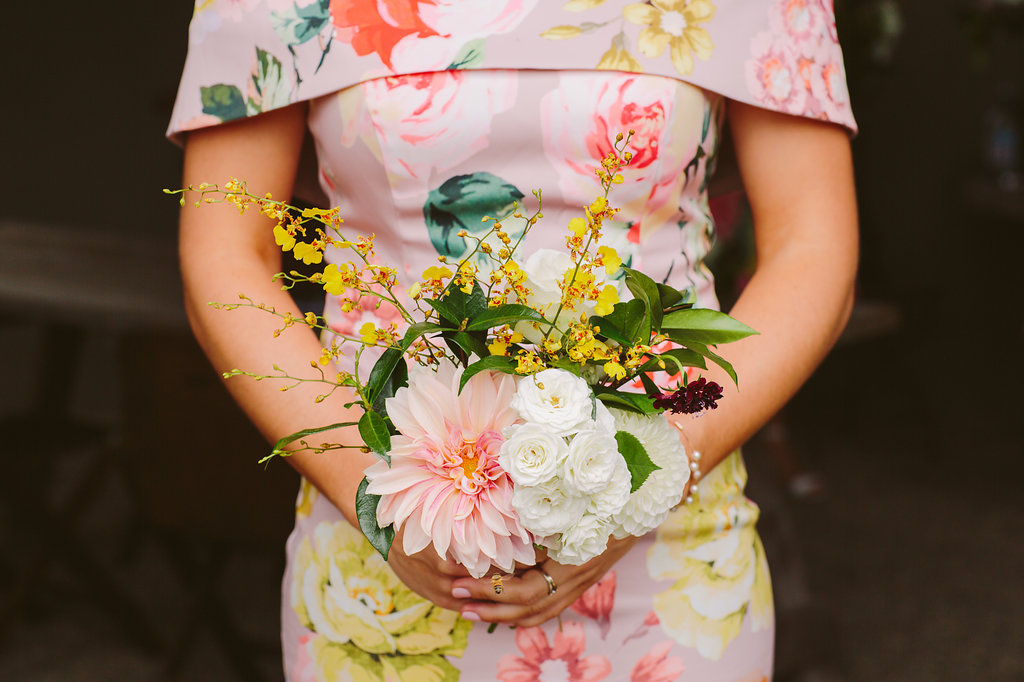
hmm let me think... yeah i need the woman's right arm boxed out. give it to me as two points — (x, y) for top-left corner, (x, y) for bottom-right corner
(179, 104), (471, 609)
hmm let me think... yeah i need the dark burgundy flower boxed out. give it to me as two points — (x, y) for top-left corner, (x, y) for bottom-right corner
(652, 377), (723, 415)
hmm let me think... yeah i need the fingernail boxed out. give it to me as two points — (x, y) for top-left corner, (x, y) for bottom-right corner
(452, 587), (471, 599)
(462, 611), (481, 622)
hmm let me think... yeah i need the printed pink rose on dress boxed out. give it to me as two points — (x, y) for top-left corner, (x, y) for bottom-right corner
(746, 0), (853, 126)
(745, 32), (808, 116)
(330, 0), (538, 72)
(363, 360), (535, 578)
(541, 74), (693, 244)
(360, 70), (517, 185)
(496, 621), (612, 682)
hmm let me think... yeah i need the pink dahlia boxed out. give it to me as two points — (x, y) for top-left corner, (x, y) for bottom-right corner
(364, 360), (535, 577)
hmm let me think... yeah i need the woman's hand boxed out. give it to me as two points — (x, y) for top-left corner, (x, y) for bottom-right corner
(449, 535), (639, 628)
(385, 525), (476, 612)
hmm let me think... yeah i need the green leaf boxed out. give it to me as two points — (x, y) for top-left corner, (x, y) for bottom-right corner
(356, 477), (394, 560)
(425, 296), (461, 327)
(442, 330), (489, 363)
(365, 346), (404, 406)
(423, 173), (524, 260)
(358, 410), (391, 459)
(655, 283), (684, 310)
(458, 355), (517, 392)
(663, 335), (739, 386)
(660, 308), (758, 344)
(636, 347), (707, 376)
(247, 47), (290, 114)
(269, 0), (330, 45)
(465, 304), (547, 331)
(615, 430), (661, 493)
(447, 38), (486, 69)
(371, 357), (407, 417)
(591, 299), (646, 345)
(622, 267), (661, 333)
(427, 282), (487, 327)
(271, 421), (357, 454)
(595, 389), (658, 415)
(200, 84), (246, 122)
(401, 321), (444, 348)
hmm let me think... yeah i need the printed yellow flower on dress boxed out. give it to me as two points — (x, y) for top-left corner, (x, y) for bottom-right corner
(624, 0), (716, 75)
(291, 521), (469, 680)
(597, 43), (645, 72)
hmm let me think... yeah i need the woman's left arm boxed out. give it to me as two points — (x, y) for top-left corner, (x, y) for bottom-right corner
(450, 102), (859, 627)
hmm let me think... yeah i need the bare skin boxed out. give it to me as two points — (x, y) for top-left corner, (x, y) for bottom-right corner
(178, 98), (858, 627)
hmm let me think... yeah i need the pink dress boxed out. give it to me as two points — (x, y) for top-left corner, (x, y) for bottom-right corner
(169, 2), (855, 680)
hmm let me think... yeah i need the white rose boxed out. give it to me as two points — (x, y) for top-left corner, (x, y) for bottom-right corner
(498, 423), (567, 487)
(562, 423), (621, 495)
(585, 456), (632, 518)
(547, 513), (612, 565)
(515, 249), (614, 344)
(511, 369), (594, 437)
(511, 481), (587, 538)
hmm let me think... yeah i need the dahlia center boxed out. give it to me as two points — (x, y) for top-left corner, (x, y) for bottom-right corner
(459, 451), (480, 478)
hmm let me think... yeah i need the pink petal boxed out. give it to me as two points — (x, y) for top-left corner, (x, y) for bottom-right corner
(550, 621), (587, 660)
(515, 626), (552, 661)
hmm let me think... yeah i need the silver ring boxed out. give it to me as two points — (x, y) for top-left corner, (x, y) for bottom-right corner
(539, 570), (557, 595)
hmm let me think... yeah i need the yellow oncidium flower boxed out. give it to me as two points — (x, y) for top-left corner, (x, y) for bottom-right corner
(293, 241), (323, 265)
(515, 350), (546, 375)
(568, 217), (588, 238)
(456, 262), (476, 294)
(501, 261), (526, 285)
(488, 339), (510, 356)
(304, 311), (318, 328)
(595, 284), (619, 316)
(597, 245), (623, 275)
(589, 196), (608, 216)
(422, 265), (453, 281)
(604, 357), (628, 381)
(407, 282), (422, 300)
(359, 322), (379, 346)
(322, 262), (357, 296)
(273, 224), (296, 251)
(542, 337), (562, 354)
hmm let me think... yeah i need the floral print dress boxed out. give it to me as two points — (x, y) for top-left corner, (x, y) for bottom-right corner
(169, 2), (856, 680)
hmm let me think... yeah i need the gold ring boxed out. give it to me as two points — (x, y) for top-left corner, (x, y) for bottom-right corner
(491, 573), (504, 595)
(539, 570), (557, 595)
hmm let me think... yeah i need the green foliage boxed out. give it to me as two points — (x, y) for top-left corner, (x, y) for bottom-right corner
(356, 477), (394, 560)
(615, 430), (661, 493)
(358, 410), (391, 461)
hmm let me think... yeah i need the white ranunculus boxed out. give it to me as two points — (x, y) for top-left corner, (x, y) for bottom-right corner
(562, 423), (622, 495)
(498, 423), (567, 487)
(610, 409), (691, 538)
(511, 369), (594, 437)
(511, 481), (587, 538)
(547, 513), (612, 565)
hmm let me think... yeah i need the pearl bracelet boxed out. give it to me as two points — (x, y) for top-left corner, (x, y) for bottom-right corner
(685, 450), (702, 505)
(670, 420), (701, 506)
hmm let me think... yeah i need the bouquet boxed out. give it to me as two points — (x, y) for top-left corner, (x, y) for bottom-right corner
(169, 132), (756, 579)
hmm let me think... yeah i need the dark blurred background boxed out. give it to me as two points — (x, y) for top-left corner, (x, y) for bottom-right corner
(1, 1), (1021, 680)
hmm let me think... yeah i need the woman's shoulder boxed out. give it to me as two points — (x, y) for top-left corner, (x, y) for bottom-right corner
(168, 0), (856, 140)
